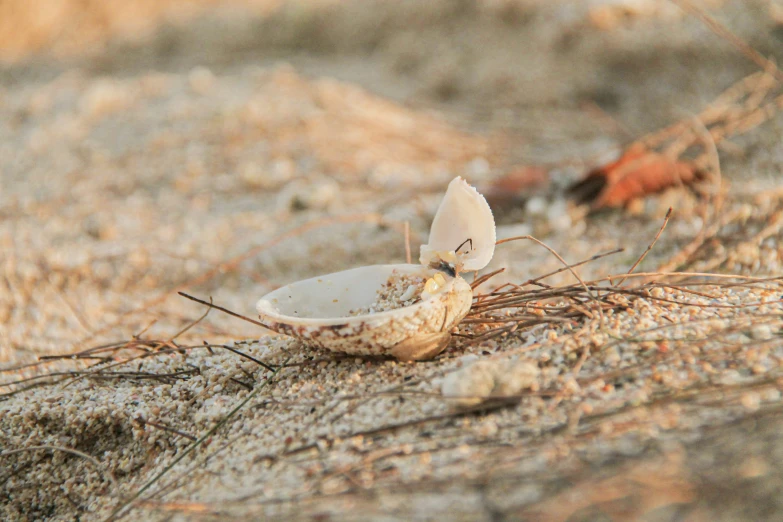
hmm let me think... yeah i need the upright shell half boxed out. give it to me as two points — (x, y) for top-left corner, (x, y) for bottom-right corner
(256, 176), (496, 360)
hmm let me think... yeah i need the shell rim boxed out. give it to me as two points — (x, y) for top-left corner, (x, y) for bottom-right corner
(256, 264), (468, 328)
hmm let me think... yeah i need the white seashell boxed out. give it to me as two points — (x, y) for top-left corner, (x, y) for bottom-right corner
(256, 265), (471, 360)
(419, 176), (496, 273)
(255, 176), (496, 360)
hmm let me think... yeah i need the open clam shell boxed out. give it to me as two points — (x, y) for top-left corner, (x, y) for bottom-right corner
(256, 264), (472, 360)
(256, 176), (495, 361)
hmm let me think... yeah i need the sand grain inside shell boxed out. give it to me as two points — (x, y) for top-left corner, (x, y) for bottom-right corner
(349, 271), (426, 316)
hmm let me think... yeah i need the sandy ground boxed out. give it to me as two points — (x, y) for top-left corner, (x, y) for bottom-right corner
(2, 0), (783, 520)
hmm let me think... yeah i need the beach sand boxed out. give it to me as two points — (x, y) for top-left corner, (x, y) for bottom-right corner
(2, 1), (783, 520)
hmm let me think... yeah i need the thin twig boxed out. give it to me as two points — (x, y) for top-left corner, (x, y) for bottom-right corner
(495, 236), (596, 302)
(617, 208), (671, 285)
(471, 268), (506, 290)
(139, 420), (197, 442)
(168, 304), (211, 341)
(404, 221), (412, 264)
(178, 292), (269, 329)
(211, 343), (275, 372)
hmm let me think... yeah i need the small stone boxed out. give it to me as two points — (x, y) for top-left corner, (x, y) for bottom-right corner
(526, 197), (548, 216)
(441, 361), (497, 406)
(492, 360), (539, 397)
(750, 324), (773, 340)
(605, 346), (621, 365)
(475, 418), (499, 438)
(80, 79), (132, 118)
(278, 178), (340, 211)
(738, 456), (769, 478)
(741, 392), (761, 411)
(545, 199), (572, 231)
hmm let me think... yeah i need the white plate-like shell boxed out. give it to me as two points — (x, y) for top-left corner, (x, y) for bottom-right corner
(256, 264), (472, 360)
(420, 176), (496, 272)
(255, 176), (495, 361)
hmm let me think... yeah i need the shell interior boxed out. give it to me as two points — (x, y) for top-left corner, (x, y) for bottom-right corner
(419, 176), (496, 272)
(257, 264), (438, 325)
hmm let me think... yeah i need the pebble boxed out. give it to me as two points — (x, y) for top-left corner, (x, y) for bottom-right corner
(441, 357), (540, 405)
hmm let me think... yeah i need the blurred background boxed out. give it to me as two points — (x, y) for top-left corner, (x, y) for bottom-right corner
(2, 0), (782, 364)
